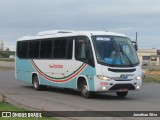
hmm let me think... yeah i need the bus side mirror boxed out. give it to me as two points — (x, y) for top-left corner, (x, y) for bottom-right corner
(134, 43), (138, 51)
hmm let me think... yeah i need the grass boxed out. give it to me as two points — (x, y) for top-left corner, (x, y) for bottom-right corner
(142, 67), (160, 84)
(148, 69), (160, 72)
(0, 58), (15, 62)
(143, 74), (160, 84)
(0, 102), (26, 111)
(0, 102), (58, 120)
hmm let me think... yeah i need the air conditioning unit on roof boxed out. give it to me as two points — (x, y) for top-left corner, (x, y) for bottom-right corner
(37, 30), (74, 36)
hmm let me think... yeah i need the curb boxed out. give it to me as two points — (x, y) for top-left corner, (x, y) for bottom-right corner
(0, 93), (77, 120)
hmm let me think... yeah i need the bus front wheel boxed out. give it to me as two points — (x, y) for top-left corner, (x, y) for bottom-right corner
(81, 81), (92, 98)
(116, 91), (128, 98)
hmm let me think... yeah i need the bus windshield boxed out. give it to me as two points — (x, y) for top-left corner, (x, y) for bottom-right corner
(92, 35), (139, 67)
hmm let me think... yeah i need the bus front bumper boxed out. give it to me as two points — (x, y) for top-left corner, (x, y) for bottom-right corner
(93, 77), (142, 92)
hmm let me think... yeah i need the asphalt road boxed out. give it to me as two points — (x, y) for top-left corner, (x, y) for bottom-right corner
(0, 69), (160, 120)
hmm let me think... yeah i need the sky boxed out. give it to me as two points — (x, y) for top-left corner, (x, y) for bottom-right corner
(0, 0), (160, 51)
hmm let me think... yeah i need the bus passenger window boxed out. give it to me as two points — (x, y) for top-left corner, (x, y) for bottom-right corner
(40, 40), (52, 58)
(53, 39), (73, 59)
(67, 39), (73, 59)
(17, 41), (28, 58)
(28, 41), (40, 58)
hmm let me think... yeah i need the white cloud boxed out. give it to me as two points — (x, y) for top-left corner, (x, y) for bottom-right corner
(0, 0), (160, 50)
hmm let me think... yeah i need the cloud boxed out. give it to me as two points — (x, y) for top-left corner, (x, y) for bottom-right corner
(0, 0), (160, 50)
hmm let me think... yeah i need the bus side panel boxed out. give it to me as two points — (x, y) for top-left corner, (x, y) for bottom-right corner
(16, 58), (32, 84)
(74, 61), (96, 91)
(16, 58), (96, 91)
(52, 64), (96, 91)
(30, 59), (75, 88)
(80, 65), (96, 91)
(38, 75), (57, 87)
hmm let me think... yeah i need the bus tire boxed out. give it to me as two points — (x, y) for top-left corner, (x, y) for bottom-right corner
(33, 76), (42, 91)
(81, 81), (92, 98)
(116, 91), (128, 98)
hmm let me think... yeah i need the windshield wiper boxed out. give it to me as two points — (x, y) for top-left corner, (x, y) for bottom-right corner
(119, 45), (134, 67)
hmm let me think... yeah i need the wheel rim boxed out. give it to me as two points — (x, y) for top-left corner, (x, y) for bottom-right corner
(82, 85), (88, 96)
(34, 79), (38, 89)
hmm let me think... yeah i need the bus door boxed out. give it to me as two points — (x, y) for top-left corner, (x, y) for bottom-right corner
(74, 36), (95, 88)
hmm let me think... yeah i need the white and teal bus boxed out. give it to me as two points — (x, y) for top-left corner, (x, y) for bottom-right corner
(16, 30), (142, 98)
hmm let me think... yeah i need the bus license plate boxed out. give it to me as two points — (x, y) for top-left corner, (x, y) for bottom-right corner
(118, 89), (128, 92)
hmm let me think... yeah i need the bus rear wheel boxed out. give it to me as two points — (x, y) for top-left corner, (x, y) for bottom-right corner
(33, 76), (42, 91)
(116, 91), (128, 98)
(81, 81), (92, 98)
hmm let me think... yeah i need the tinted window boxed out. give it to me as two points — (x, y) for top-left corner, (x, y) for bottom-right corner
(17, 41), (28, 58)
(67, 39), (73, 59)
(53, 39), (73, 59)
(59, 39), (67, 58)
(53, 39), (61, 58)
(29, 40), (40, 58)
(40, 39), (52, 58)
(17, 37), (73, 59)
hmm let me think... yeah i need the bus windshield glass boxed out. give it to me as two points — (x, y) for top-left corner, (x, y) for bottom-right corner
(92, 35), (139, 67)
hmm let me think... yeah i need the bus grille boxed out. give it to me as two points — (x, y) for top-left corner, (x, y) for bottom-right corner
(109, 84), (135, 90)
(108, 68), (136, 72)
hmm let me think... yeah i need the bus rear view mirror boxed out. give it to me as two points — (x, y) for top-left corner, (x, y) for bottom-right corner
(132, 41), (138, 51)
(134, 43), (138, 51)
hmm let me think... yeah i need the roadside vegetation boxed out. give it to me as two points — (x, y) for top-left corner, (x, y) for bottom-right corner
(0, 51), (15, 58)
(0, 58), (15, 62)
(0, 51), (15, 62)
(0, 102), (58, 120)
(148, 68), (160, 72)
(144, 74), (160, 83)
(142, 66), (160, 84)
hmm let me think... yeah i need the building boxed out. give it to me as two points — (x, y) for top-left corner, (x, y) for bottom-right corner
(137, 49), (160, 66)
(0, 41), (4, 51)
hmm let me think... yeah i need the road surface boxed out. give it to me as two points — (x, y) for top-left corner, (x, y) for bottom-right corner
(0, 68), (160, 120)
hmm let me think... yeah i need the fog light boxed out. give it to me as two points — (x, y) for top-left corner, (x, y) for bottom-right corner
(102, 87), (106, 90)
(136, 86), (140, 89)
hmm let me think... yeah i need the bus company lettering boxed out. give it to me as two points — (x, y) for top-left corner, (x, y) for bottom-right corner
(49, 64), (63, 68)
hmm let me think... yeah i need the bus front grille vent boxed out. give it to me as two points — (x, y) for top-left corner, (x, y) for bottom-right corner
(109, 84), (135, 90)
(108, 68), (136, 73)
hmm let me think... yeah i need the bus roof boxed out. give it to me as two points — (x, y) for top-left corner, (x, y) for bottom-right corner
(17, 30), (126, 41)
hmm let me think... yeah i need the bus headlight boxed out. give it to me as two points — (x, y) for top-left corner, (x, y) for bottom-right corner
(136, 76), (142, 80)
(97, 75), (111, 80)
